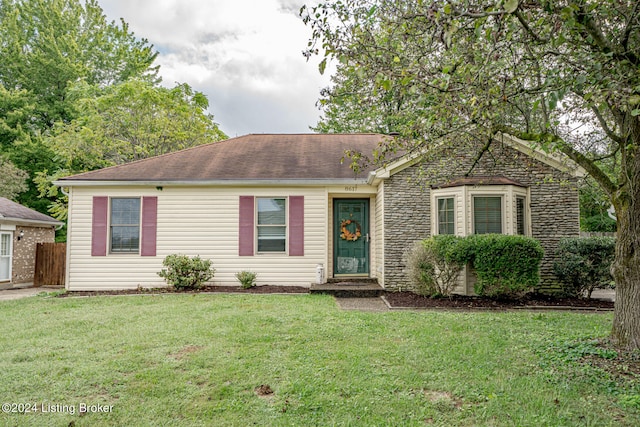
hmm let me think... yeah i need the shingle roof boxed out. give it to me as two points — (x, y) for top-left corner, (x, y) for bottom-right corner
(58, 134), (391, 183)
(0, 198), (62, 225)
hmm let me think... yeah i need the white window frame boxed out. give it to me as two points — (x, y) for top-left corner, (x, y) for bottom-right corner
(436, 196), (456, 235)
(0, 231), (13, 282)
(431, 184), (530, 237)
(109, 197), (141, 254)
(472, 195), (504, 234)
(256, 197), (288, 254)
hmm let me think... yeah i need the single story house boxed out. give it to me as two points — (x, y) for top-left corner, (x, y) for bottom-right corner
(55, 133), (585, 293)
(0, 197), (63, 288)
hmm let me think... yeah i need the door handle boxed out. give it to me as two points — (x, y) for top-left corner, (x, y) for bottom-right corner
(366, 233), (370, 242)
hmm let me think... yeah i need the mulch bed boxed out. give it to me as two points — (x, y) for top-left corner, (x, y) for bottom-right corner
(382, 292), (614, 310)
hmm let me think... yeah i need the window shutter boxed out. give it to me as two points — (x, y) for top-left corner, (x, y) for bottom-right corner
(239, 196), (255, 256)
(91, 196), (108, 256)
(289, 196), (304, 256)
(141, 196), (158, 256)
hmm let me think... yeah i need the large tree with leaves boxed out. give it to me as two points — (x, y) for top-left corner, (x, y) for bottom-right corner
(303, 0), (640, 349)
(37, 79), (227, 222)
(0, 0), (159, 211)
(0, 0), (158, 127)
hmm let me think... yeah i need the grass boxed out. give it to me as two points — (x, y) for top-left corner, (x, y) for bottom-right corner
(0, 293), (638, 426)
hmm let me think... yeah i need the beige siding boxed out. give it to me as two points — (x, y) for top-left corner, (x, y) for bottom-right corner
(66, 186), (329, 290)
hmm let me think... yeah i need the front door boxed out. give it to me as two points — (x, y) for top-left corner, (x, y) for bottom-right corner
(334, 199), (369, 276)
(0, 232), (12, 282)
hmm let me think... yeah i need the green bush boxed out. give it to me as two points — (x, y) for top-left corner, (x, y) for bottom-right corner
(406, 235), (466, 297)
(553, 236), (615, 298)
(463, 234), (544, 298)
(235, 270), (257, 289)
(158, 254), (215, 290)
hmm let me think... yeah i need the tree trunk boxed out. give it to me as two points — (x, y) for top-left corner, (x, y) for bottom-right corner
(611, 119), (640, 350)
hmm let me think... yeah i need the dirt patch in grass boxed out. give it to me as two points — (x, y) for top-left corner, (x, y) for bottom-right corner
(255, 384), (274, 397)
(383, 292), (614, 310)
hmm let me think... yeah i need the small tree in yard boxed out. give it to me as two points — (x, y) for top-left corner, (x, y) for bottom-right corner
(158, 254), (215, 290)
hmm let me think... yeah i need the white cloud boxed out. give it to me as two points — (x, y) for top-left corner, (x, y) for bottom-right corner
(101, 0), (331, 136)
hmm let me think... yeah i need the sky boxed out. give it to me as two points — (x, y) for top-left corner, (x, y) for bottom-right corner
(100, 0), (332, 137)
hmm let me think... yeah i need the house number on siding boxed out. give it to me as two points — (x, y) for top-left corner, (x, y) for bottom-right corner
(344, 186), (358, 192)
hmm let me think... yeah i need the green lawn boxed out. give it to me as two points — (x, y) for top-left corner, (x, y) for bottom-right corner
(0, 293), (638, 426)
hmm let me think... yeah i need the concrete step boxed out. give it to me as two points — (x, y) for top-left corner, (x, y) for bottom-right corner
(310, 282), (384, 298)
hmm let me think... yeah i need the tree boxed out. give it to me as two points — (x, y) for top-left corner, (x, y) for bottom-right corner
(303, 1), (640, 349)
(0, 156), (28, 200)
(38, 79), (227, 220)
(0, 0), (159, 213)
(47, 79), (227, 168)
(0, 0), (158, 127)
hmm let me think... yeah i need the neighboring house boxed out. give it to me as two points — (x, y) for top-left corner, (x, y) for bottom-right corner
(55, 133), (585, 293)
(0, 197), (63, 287)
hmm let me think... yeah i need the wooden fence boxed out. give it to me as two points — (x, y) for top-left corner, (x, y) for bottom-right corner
(34, 242), (66, 287)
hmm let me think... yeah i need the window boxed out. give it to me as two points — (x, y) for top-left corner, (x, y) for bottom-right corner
(473, 196), (502, 234)
(257, 198), (286, 252)
(110, 198), (140, 253)
(437, 197), (455, 235)
(516, 197), (526, 235)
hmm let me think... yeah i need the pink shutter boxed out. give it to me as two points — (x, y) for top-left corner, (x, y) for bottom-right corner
(91, 196), (108, 256)
(289, 196), (304, 256)
(239, 196), (254, 256)
(141, 196), (158, 256)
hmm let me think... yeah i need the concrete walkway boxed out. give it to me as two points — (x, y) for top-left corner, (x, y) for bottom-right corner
(0, 284), (61, 301)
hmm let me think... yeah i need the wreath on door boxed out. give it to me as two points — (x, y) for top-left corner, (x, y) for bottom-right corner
(340, 219), (362, 241)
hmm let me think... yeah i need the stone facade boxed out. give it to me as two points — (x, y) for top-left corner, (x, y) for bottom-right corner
(382, 141), (581, 292)
(11, 226), (56, 284)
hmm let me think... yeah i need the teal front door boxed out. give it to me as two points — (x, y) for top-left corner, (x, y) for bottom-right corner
(334, 199), (369, 275)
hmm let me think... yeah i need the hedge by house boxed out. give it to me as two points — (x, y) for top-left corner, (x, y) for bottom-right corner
(462, 235), (544, 297)
(406, 234), (544, 298)
(553, 236), (615, 298)
(406, 235), (467, 297)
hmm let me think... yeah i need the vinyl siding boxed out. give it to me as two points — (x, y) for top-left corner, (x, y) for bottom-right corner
(66, 186), (328, 290)
(375, 182), (385, 287)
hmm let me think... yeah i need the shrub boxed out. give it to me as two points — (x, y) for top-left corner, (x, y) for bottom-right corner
(235, 270), (257, 289)
(553, 236), (615, 298)
(406, 235), (466, 297)
(463, 234), (544, 298)
(157, 254), (215, 290)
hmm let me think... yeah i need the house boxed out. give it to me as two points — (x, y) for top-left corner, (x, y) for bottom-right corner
(0, 197), (63, 288)
(54, 133), (585, 293)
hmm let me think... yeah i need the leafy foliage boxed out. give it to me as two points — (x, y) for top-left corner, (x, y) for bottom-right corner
(554, 237), (616, 298)
(235, 271), (258, 289)
(406, 235), (466, 297)
(157, 254), (215, 290)
(0, 0), (158, 127)
(0, 156), (28, 200)
(463, 234), (544, 298)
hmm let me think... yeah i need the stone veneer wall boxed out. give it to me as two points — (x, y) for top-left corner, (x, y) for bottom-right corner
(12, 226), (56, 284)
(382, 141), (580, 292)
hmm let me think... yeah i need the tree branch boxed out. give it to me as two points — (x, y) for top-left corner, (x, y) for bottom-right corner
(589, 104), (624, 145)
(514, 10), (549, 43)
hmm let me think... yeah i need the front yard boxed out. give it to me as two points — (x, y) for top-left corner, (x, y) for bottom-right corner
(1, 293), (638, 426)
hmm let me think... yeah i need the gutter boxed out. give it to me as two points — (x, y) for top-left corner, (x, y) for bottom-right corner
(0, 217), (63, 228)
(53, 178), (372, 187)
